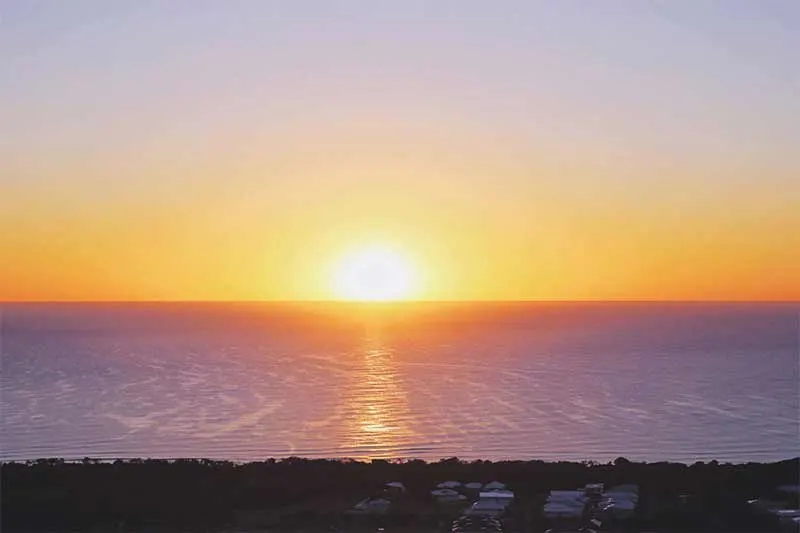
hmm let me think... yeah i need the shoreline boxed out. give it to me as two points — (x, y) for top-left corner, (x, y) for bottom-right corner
(3, 455), (799, 464)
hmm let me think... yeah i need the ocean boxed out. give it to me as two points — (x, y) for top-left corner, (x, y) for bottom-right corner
(1, 302), (797, 463)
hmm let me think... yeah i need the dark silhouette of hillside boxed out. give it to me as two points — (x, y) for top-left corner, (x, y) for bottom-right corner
(2, 456), (797, 531)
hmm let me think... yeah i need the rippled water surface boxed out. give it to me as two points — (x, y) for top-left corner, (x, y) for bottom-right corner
(1, 302), (797, 462)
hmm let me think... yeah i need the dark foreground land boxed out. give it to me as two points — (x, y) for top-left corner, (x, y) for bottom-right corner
(2, 457), (798, 532)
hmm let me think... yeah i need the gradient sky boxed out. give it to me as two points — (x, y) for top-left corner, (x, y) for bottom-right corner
(2, 0), (799, 301)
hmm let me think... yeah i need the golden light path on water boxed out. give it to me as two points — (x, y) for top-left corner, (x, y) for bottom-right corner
(341, 333), (414, 460)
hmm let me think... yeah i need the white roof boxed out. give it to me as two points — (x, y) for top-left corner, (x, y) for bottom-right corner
(472, 500), (508, 509)
(773, 509), (800, 517)
(354, 498), (370, 510)
(438, 480), (462, 488)
(431, 488), (459, 496)
(473, 500), (500, 507)
(546, 500), (586, 506)
(436, 494), (467, 503)
(610, 501), (637, 511)
(547, 494), (587, 503)
(483, 481), (506, 490)
(385, 481), (406, 490)
(544, 501), (581, 508)
(465, 504), (506, 517)
(354, 498), (390, 511)
(606, 493), (639, 503)
(544, 503), (583, 511)
(480, 490), (514, 499)
(469, 502), (506, 513)
(543, 507), (582, 517)
(544, 501), (584, 511)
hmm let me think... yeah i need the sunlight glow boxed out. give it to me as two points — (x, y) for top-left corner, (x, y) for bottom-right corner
(332, 246), (418, 301)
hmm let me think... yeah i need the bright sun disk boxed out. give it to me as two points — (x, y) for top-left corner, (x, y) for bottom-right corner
(332, 247), (417, 301)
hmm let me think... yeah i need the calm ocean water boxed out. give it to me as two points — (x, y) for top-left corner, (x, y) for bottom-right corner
(1, 302), (797, 463)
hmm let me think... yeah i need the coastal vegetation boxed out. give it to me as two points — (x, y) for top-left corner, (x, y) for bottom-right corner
(2, 456), (797, 531)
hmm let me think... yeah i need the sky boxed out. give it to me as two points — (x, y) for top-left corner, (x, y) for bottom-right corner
(2, 0), (799, 301)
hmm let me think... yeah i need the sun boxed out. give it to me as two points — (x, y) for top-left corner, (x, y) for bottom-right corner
(332, 246), (418, 301)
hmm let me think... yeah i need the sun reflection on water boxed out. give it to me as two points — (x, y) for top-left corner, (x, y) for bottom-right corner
(342, 336), (413, 460)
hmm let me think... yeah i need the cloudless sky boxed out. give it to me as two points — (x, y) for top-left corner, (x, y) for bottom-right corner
(2, 0), (799, 300)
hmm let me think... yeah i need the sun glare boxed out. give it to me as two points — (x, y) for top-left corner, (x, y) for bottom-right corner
(332, 246), (418, 301)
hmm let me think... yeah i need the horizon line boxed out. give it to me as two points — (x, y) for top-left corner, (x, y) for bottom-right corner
(2, 299), (798, 304)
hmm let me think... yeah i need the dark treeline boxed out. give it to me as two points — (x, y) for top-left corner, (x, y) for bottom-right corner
(2, 456), (798, 531)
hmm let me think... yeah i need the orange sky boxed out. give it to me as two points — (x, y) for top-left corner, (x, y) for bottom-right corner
(2, 2), (799, 301)
(3, 129), (797, 301)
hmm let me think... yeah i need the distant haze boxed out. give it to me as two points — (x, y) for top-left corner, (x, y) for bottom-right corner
(2, 1), (798, 301)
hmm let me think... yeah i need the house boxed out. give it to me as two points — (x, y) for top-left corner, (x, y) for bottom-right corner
(464, 499), (508, 517)
(384, 481), (407, 494)
(351, 497), (391, 514)
(465, 488), (514, 517)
